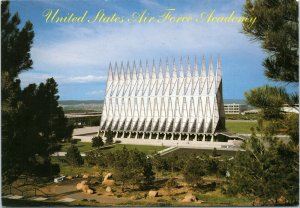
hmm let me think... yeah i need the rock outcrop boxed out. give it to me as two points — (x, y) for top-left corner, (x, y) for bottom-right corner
(102, 173), (115, 186)
(148, 190), (159, 197)
(76, 180), (94, 194)
(182, 193), (197, 202)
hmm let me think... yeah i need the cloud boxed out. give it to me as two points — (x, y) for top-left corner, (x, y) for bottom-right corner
(138, 0), (165, 10)
(86, 89), (105, 96)
(19, 73), (106, 87)
(67, 75), (107, 83)
(31, 20), (260, 73)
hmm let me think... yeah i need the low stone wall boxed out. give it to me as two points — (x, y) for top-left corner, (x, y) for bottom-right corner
(113, 137), (242, 149)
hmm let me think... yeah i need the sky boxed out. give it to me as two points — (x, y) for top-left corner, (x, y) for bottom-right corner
(9, 0), (296, 100)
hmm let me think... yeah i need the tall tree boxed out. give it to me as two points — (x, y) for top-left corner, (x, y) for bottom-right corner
(243, 0), (298, 82)
(2, 1), (35, 182)
(105, 130), (114, 144)
(65, 145), (84, 167)
(1, 2), (72, 183)
(183, 155), (206, 186)
(227, 0), (299, 205)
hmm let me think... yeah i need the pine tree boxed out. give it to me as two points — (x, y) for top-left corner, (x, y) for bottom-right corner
(92, 136), (104, 148)
(234, 1), (299, 204)
(183, 155), (206, 186)
(226, 133), (299, 205)
(105, 130), (114, 144)
(243, 0), (298, 83)
(65, 145), (84, 167)
(1, 2), (73, 183)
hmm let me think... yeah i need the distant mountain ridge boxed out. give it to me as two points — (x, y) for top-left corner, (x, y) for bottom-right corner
(59, 100), (104, 105)
(223, 99), (246, 104)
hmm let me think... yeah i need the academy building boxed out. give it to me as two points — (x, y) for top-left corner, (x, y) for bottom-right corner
(99, 57), (240, 148)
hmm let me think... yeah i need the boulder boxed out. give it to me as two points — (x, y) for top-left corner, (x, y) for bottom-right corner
(106, 186), (112, 192)
(82, 174), (89, 179)
(76, 183), (83, 190)
(66, 176), (73, 180)
(253, 197), (261, 206)
(103, 173), (112, 181)
(182, 193), (197, 202)
(82, 184), (90, 193)
(277, 196), (286, 204)
(87, 189), (94, 194)
(102, 179), (115, 186)
(76, 180), (88, 190)
(148, 190), (158, 197)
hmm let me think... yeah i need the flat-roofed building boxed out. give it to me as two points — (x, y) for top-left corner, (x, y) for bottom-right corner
(224, 103), (247, 114)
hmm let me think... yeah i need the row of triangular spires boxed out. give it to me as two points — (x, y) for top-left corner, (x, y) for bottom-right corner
(100, 56), (225, 135)
(107, 56), (221, 81)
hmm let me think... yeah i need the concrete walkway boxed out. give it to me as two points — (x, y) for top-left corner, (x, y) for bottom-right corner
(51, 144), (116, 157)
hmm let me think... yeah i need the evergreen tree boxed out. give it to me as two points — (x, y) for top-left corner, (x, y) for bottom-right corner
(2, 1), (35, 182)
(92, 136), (104, 148)
(113, 147), (155, 189)
(65, 145), (84, 167)
(183, 155), (206, 186)
(231, 1), (299, 204)
(1, 2), (72, 183)
(212, 148), (218, 157)
(226, 133), (299, 205)
(243, 0), (298, 83)
(143, 159), (155, 185)
(105, 130), (114, 144)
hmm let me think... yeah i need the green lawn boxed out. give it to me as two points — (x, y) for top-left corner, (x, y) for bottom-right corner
(169, 148), (237, 157)
(61, 143), (166, 154)
(194, 190), (252, 206)
(225, 120), (257, 134)
(51, 156), (101, 176)
(61, 142), (93, 152)
(99, 144), (166, 155)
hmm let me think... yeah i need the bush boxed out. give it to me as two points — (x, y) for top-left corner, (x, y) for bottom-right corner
(92, 136), (104, 148)
(212, 148), (220, 157)
(65, 145), (84, 167)
(105, 130), (114, 144)
(71, 139), (80, 144)
(165, 178), (178, 188)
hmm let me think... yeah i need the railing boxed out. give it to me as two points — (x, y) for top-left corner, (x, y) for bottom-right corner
(3, 185), (26, 196)
(34, 187), (49, 197)
(3, 184), (49, 198)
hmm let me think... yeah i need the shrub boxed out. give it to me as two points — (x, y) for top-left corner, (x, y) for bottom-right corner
(92, 136), (104, 148)
(65, 145), (84, 167)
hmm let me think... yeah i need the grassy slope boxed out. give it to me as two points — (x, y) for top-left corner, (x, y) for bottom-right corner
(61, 142), (93, 152)
(60, 143), (166, 154)
(225, 120), (257, 134)
(99, 144), (165, 155)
